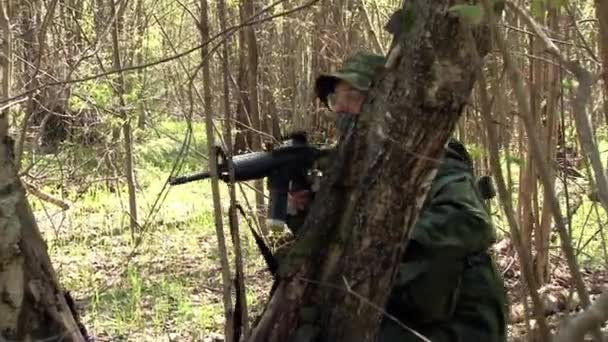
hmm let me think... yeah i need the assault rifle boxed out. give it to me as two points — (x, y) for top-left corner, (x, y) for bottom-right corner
(169, 132), (332, 228)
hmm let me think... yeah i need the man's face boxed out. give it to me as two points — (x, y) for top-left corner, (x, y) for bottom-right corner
(327, 81), (366, 114)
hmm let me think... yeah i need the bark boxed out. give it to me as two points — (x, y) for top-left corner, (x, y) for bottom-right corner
(525, 5), (541, 266)
(260, 25), (281, 140)
(310, 3), (328, 132)
(0, 142), (88, 341)
(247, 1), (496, 341)
(518, 150), (535, 252)
(14, 0), (64, 163)
(94, 0), (107, 41)
(331, 0), (346, 57)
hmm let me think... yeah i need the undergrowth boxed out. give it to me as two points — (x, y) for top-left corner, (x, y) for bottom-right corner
(29, 118), (270, 341)
(25, 118), (608, 340)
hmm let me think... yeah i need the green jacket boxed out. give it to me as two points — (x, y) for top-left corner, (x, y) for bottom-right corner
(285, 140), (508, 341)
(378, 141), (507, 342)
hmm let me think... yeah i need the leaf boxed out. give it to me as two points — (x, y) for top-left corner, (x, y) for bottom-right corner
(448, 4), (483, 25)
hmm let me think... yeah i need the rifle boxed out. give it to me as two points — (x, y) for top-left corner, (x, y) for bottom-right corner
(169, 132), (332, 229)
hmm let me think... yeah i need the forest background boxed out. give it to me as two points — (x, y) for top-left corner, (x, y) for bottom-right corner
(0, 0), (607, 341)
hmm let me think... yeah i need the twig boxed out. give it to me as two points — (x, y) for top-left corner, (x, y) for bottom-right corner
(501, 23), (591, 50)
(0, 97), (27, 113)
(198, 0), (235, 340)
(342, 277), (430, 342)
(501, 257), (515, 276)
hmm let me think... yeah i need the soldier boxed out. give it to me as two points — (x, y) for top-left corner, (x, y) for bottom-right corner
(287, 51), (508, 341)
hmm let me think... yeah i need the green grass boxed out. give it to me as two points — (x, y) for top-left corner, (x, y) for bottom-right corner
(30, 118), (271, 341)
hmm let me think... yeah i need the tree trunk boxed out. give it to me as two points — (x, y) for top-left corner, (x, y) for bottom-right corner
(200, 1), (236, 341)
(0, 2), (86, 339)
(536, 7), (561, 286)
(133, 0), (147, 129)
(234, 2), (251, 153)
(247, 1), (495, 341)
(216, 0), (250, 338)
(14, 0), (69, 161)
(310, 3), (330, 134)
(597, 0), (608, 123)
(109, 0), (138, 235)
(260, 27), (281, 140)
(243, 0), (267, 235)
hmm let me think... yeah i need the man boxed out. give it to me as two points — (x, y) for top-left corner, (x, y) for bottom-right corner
(286, 52), (508, 341)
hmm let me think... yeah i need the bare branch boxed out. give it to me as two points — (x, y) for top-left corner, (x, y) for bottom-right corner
(23, 180), (70, 210)
(498, 1), (606, 340)
(0, 0), (320, 106)
(15, 0), (60, 169)
(342, 277), (431, 342)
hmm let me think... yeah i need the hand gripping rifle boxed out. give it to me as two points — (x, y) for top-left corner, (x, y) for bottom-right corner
(169, 132), (332, 229)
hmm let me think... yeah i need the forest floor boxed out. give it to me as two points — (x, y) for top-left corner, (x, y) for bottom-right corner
(496, 238), (608, 341)
(28, 119), (608, 341)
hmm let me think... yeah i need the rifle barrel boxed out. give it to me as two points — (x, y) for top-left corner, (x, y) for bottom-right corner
(168, 171), (211, 185)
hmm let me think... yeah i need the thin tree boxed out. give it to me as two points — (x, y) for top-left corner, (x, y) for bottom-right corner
(109, 0), (139, 237)
(200, 0), (235, 341)
(596, 0), (608, 122)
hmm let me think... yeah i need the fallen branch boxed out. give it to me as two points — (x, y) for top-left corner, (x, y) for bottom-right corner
(23, 180), (70, 210)
(554, 291), (608, 342)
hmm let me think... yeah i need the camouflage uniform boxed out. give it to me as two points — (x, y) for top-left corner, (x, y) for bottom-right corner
(376, 142), (507, 342)
(291, 52), (508, 341)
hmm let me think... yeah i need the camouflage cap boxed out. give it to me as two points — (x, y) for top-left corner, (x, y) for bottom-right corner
(315, 51), (386, 107)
